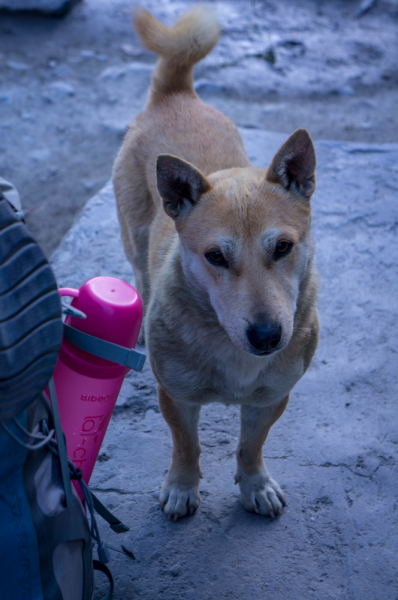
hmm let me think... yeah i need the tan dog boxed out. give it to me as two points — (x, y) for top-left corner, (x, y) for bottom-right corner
(113, 6), (319, 520)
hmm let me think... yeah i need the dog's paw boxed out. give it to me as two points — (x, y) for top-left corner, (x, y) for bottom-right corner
(159, 480), (200, 521)
(236, 466), (286, 518)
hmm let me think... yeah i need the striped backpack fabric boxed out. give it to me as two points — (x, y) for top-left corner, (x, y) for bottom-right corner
(0, 178), (130, 600)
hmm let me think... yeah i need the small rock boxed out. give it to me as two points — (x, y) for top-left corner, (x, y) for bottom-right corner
(99, 62), (152, 81)
(52, 64), (72, 78)
(355, 0), (376, 18)
(41, 94), (54, 104)
(97, 452), (111, 463)
(67, 56), (81, 65)
(126, 62), (153, 73)
(102, 121), (129, 138)
(329, 86), (354, 96)
(194, 79), (227, 95)
(99, 65), (127, 81)
(21, 112), (36, 122)
(48, 81), (75, 96)
(7, 61), (30, 71)
(81, 179), (96, 192)
(169, 564), (182, 577)
(240, 123), (261, 130)
(141, 408), (157, 432)
(120, 44), (142, 57)
(80, 50), (95, 58)
(262, 103), (286, 113)
(29, 148), (51, 162)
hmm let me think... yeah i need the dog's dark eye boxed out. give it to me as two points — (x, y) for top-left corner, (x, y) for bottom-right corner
(205, 249), (227, 267)
(275, 240), (293, 258)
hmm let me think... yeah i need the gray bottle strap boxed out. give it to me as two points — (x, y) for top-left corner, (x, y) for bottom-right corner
(63, 324), (146, 372)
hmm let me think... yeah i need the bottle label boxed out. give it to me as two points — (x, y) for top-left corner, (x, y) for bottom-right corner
(72, 414), (109, 471)
(80, 393), (117, 403)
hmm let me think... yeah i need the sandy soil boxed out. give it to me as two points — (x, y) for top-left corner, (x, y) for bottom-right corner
(0, 0), (397, 256)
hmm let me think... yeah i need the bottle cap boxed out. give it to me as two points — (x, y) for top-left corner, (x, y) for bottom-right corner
(59, 277), (143, 372)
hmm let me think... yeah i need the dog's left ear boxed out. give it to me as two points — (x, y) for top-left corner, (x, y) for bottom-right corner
(266, 129), (316, 200)
(156, 154), (212, 221)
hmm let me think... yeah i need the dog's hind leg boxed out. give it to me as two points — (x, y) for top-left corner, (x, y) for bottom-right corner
(235, 397), (289, 518)
(117, 207), (151, 310)
(157, 386), (202, 520)
(113, 128), (156, 340)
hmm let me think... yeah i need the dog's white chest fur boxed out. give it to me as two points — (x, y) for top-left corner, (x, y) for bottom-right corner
(206, 349), (305, 406)
(152, 330), (306, 407)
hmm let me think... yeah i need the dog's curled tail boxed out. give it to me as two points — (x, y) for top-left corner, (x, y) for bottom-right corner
(133, 5), (220, 97)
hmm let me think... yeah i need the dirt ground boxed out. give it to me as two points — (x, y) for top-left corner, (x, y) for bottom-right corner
(0, 0), (397, 257)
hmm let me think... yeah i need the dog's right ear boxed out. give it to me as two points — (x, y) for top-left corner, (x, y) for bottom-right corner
(266, 129), (316, 200)
(156, 154), (212, 221)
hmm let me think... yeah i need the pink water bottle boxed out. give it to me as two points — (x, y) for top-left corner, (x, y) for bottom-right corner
(53, 276), (143, 493)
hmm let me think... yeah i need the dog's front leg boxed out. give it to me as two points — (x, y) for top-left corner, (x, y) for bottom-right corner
(236, 397), (289, 518)
(158, 385), (202, 520)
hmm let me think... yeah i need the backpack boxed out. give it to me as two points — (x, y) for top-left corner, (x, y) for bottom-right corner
(0, 178), (133, 600)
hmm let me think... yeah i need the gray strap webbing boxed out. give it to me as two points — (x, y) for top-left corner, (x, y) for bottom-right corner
(47, 378), (75, 508)
(91, 492), (130, 534)
(63, 324), (146, 372)
(93, 561), (114, 600)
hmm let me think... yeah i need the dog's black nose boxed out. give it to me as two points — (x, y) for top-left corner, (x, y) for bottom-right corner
(247, 323), (282, 354)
